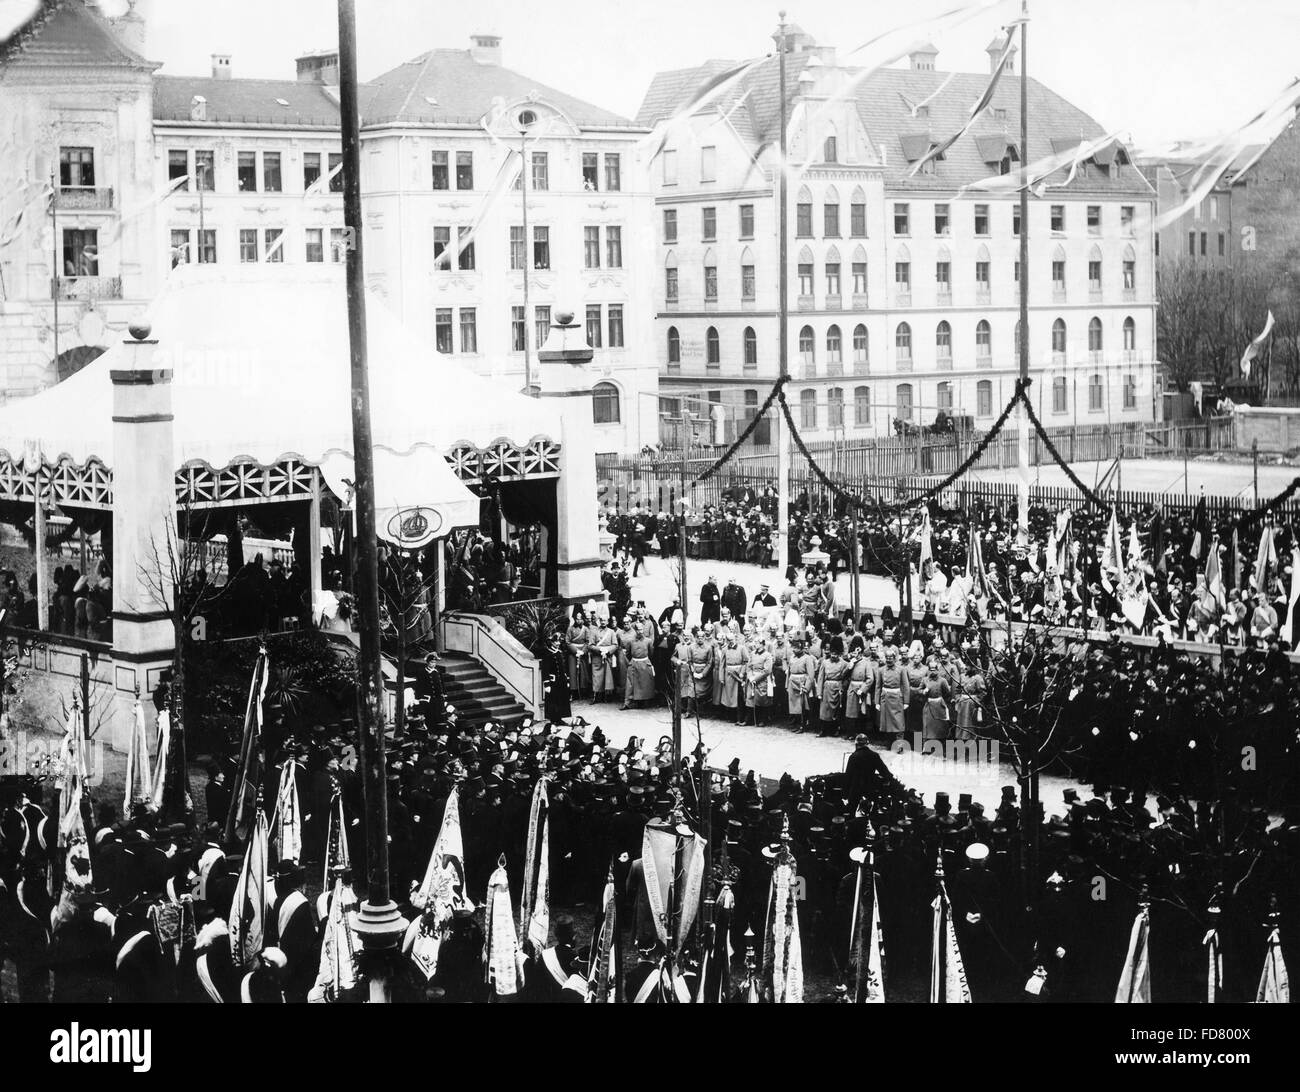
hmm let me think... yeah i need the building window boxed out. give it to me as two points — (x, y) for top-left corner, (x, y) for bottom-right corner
(828, 386), (844, 427)
(1123, 259), (1136, 290)
(936, 320), (952, 359)
(1051, 204), (1065, 232)
(263, 227), (284, 263)
(1052, 318), (1067, 355)
(704, 264), (718, 301)
(1218, 232), (1225, 257)
(827, 324), (842, 365)
(1089, 259), (1102, 292)
(800, 388), (817, 429)
(582, 152), (599, 190)
(584, 226), (601, 269)
(432, 151), (449, 189)
(604, 153), (621, 192)
(456, 226), (475, 271)
(662, 149), (678, 185)
(855, 385), (870, 425)
(667, 326), (681, 364)
(743, 327), (757, 366)
(934, 203), (950, 235)
(853, 324), (868, 369)
(305, 228), (324, 263)
(1123, 374), (1137, 409)
(799, 325), (815, 367)
(740, 204), (754, 238)
(798, 263), (814, 296)
(237, 150), (257, 191)
(593, 382), (621, 424)
(534, 306), (551, 353)
(262, 152), (282, 193)
(510, 225), (525, 270)
(824, 135), (838, 163)
(852, 261), (867, 295)
(1200, 231), (1207, 256)
(706, 326), (720, 366)
(850, 202), (866, 237)
(586, 304), (603, 349)
(606, 226), (622, 268)
(1089, 373), (1103, 411)
(974, 204), (989, 236)
(60, 146), (95, 187)
(435, 308), (453, 353)
(1012, 206), (1021, 236)
(826, 263), (841, 297)
(239, 228), (258, 263)
(894, 203), (909, 235)
(512, 305), (526, 352)
(972, 319), (990, 360)
(170, 229), (190, 267)
(895, 262), (911, 290)
(663, 208), (677, 243)
(742, 264), (756, 300)
(977, 379), (993, 417)
(936, 261), (951, 292)
(700, 145), (717, 182)
(328, 153), (343, 192)
(1087, 205), (1101, 234)
(1052, 259), (1066, 290)
(456, 151), (474, 190)
(1121, 205), (1134, 233)
(702, 206), (717, 241)
(197, 228), (216, 264)
(1188, 231), (1196, 257)
(824, 202), (840, 237)
(896, 383), (914, 421)
(1209, 195), (1218, 221)
(796, 203), (813, 237)
(1052, 376), (1068, 413)
(975, 261), (990, 289)
(330, 228), (346, 262)
(937, 381), (953, 411)
(433, 226), (450, 267)
(1123, 316), (1136, 351)
(531, 152), (549, 191)
(459, 308), (478, 353)
(304, 151), (321, 190)
(666, 267), (678, 302)
(168, 149), (189, 190)
(895, 322), (912, 361)
(1088, 316), (1103, 353)
(532, 225), (550, 269)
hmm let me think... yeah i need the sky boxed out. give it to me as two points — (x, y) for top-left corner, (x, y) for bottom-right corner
(78, 0), (1300, 146)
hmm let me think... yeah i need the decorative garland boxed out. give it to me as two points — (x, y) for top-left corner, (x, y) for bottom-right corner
(693, 375), (789, 484)
(1019, 391), (1114, 511)
(1227, 474), (1300, 534)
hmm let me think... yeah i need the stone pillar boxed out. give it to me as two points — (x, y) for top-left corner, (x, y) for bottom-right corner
(536, 313), (604, 605)
(109, 325), (176, 752)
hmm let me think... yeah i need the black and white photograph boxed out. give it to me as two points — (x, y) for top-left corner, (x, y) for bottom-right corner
(0, 0), (1296, 1062)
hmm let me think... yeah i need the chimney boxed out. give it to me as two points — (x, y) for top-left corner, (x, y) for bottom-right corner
(987, 35), (1016, 75)
(909, 43), (938, 71)
(211, 53), (232, 79)
(296, 49), (340, 85)
(469, 33), (502, 66)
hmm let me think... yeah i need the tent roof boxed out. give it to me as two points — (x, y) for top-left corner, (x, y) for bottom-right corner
(0, 266), (562, 472)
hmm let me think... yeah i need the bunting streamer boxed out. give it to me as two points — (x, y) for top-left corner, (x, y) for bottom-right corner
(229, 809), (269, 973)
(1282, 546), (1300, 647)
(1241, 310), (1275, 379)
(1115, 906), (1152, 1003)
(321, 790), (351, 892)
(1203, 927), (1222, 1004)
(520, 779), (550, 955)
(123, 698), (153, 816)
(225, 649), (269, 846)
(149, 709), (171, 812)
(1256, 926), (1290, 1003)
(311, 878), (359, 1002)
(641, 822), (707, 956)
(1252, 523), (1276, 593)
(484, 857), (522, 997)
(272, 759), (303, 866)
(929, 878), (971, 1003)
(586, 865), (620, 1004)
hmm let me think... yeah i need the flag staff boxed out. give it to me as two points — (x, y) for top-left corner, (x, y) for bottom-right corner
(775, 11), (791, 573)
(1015, 0), (1031, 544)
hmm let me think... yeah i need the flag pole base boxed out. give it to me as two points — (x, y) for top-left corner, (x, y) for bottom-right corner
(351, 899), (407, 950)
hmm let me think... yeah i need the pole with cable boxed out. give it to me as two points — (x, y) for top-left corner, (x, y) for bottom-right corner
(775, 11), (791, 574)
(1016, 1), (1031, 544)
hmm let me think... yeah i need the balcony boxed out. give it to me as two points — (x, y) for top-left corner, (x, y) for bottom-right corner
(51, 276), (121, 301)
(56, 187), (114, 210)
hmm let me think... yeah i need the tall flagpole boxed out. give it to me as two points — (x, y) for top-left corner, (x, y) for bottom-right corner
(775, 12), (791, 571)
(1016, 1), (1031, 543)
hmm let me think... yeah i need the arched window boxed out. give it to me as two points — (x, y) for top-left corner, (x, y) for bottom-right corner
(935, 320), (952, 359)
(593, 382), (621, 424)
(800, 388), (817, 428)
(823, 187), (841, 237)
(854, 385), (870, 426)
(828, 386), (844, 427)
(740, 246), (756, 301)
(975, 319), (991, 358)
(706, 326), (720, 364)
(1122, 316), (1136, 352)
(976, 379), (993, 417)
(853, 323), (869, 371)
(1088, 373), (1104, 411)
(824, 134), (838, 163)
(667, 325), (680, 364)
(702, 248), (718, 301)
(1088, 316), (1103, 354)
(826, 324), (842, 365)
(1052, 318), (1067, 355)
(937, 380), (953, 411)
(743, 326), (758, 366)
(896, 321), (912, 361)
(665, 250), (679, 302)
(1088, 244), (1103, 293)
(896, 383), (914, 421)
(1052, 375), (1068, 414)
(799, 324), (815, 369)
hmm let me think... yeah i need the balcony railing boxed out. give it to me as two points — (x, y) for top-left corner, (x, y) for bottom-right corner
(51, 276), (122, 301)
(56, 186), (114, 210)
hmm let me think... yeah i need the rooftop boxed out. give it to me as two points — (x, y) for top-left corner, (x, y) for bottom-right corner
(153, 74), (340, 128)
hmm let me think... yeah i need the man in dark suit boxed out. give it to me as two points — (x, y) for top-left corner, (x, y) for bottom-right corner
(699, 577), (721, 625)
(722, 579), (747, 620)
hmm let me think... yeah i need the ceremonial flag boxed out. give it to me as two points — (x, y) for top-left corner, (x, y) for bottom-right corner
(1256, 925), (1290, 1003)
(1203, 926), (1222, 1004)
(311, 878), (359, 1002)
(414, 785), (465, 910)
(1150, 510), (1167, 574)
(919, 507), (934, 574)
(1240, 310), (1275, 379)
(123, 697), (153, 816)
(849, 848), (886, 1003)
(52, 702), (92, 917)
(229, 808), (269, 973)
(1205, 535), (1226, 610)
(225, 648), (269, 846)
(929, 870), (971, 1003)
(272, 759), (303, 866)
(1230, 528), (1241, 592)
(1115, 905), (1151, 1002)
(484, 855), (522, 997)
(642, 820), (707, 957)
(149, 708), (171, 812)
(1128, 521), (1143, 571)
(586, 863), (620, 1004)
(520, 779), (550, 955)
(1253, 523), (1277, 593)
(762, 833), (804, 1003)
(1189, 495), (1208, 561)
(1101, 508), (1124, 594)
(1282, 546), (1300, 647)
(321, 790), (351, 892)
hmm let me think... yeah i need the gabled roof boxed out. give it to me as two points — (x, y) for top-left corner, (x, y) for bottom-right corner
(361, 48), (637, 130)
(154, 75), (340, 129)
(0, 0), (155, 71)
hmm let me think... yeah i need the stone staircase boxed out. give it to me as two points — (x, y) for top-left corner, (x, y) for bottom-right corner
(437, 652), (530, 729)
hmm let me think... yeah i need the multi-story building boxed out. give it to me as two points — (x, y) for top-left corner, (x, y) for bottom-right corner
(637, 25), (1161, 442)
(1, 8), (659, 454)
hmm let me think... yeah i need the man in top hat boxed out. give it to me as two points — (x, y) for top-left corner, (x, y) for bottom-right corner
(266, 859), (316, 1003)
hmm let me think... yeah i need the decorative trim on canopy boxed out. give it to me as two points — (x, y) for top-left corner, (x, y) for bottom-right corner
(447, 437), (562, 485)
(0, 455), (113, 510)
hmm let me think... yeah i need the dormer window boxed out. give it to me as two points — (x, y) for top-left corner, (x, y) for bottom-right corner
(824, 135), (838, 163)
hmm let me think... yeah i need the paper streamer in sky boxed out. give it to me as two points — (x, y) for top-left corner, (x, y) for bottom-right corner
(1240, 309), (1274, 378)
